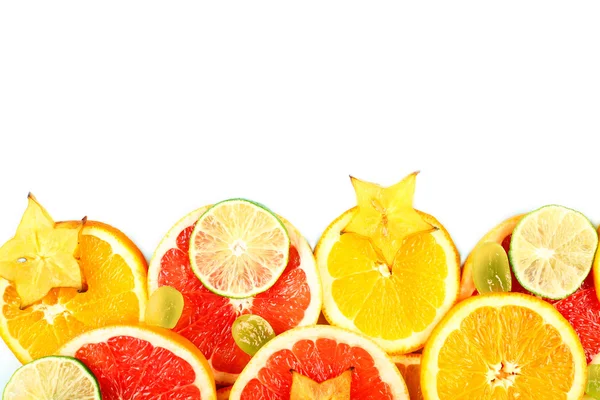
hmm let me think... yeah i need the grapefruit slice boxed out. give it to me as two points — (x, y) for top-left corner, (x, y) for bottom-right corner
(229, 325), (409, 399)
(189, 199), (290, 298)
(421, 293), (587, 400)
(392, 354), (423, 400)
(148, 206), (321, 385)
(217, 386), (232, 400)
(59, 325), (216, 400)
(0, 221), (147, 363)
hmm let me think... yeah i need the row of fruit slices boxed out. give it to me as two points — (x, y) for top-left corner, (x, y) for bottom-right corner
(0, 173), (599, 399)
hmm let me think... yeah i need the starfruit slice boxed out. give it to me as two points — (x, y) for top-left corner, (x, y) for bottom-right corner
(0, 194), (85, 307)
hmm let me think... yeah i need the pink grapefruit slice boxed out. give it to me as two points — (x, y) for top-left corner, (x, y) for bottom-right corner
(229, 325), (409, 399)
(59, 325), (216, 400)
(148, 206), (322, 385)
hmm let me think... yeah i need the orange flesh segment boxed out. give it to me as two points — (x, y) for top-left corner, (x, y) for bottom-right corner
(437, 305), (576, 399)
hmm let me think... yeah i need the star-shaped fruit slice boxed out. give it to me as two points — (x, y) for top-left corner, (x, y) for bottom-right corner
(290, 369), (352, 400)
(0, 194), (85, 308)
(343, 172), (434, 265)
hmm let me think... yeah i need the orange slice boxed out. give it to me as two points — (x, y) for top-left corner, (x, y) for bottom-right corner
(0, 221), (147, 363)
(392, 354), (423, 400)
(315, 207), (460, 354)
(421, 293), (587, 400)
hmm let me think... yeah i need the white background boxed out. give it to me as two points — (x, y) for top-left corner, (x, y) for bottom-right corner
(1, 1), (599, 390)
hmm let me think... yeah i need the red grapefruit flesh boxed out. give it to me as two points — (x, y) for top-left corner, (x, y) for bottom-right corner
(148, 207), (322, 385)
(555, 288), (600, 363)
(230, 325), (408, 400)
(59, 326), (216, 400)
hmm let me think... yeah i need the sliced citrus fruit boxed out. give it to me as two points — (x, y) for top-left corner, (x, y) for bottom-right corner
(0, 220), (148, 363)
(189, 199), (290, 298)
(315, 207), (460, 354)
(509, 205), (598, 300)
(148, 206), (321, 385)
(421, 293), (587, 400)
(3, 355), (101, 400)
(229, 325), (409, 399)
(555, 287), (600, 363)
(392, 354), (423, 400)
(217, 386), (232, 400)
(59, 325), (216, 400)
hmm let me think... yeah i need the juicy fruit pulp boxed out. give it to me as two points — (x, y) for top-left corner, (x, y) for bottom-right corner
(145, 286), (184, 329)
(0, 194), (84, 307)
(342, 173), (433, 265)
(587, 364), (600, 399)
(148, 207), (321, 385)
(472, 242), (512, 294)
(189, 199), (290, 298)
(316, 208), (460, 354)
(392, 354), (423, 400)
(229, 326), (409, 400)
(0, 221), (147, 363)
(59, 326), (216, 400)
(2, 356), (100, 400)
(422, 293), (587, 400)
(509, 205), (598, 300)
(232, 314), (275, 356)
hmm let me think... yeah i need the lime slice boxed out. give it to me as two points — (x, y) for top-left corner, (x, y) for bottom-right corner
(232, 314), (276, 356)
(509, 205), (598, 300)
(472, 242), (512, 294)
(145, 286), (184, 329)
(189, 198), (290, 298)
(587, 364), (600, 399)
(3, 356), (101, 400)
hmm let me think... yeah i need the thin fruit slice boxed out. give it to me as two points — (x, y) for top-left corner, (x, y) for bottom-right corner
(342, 173), (433, 265)
(509, 205), (598, 300)
(587, 364), (600, 400)
(315, 207), (460, 354)
(0, 221), (148, 363)
(189, 199), (290, 298)
(392, 354), (423, 400)
(59, 325), (216, 400)
(232, 314), (275, 356)
(555, 288), (600, 363)
(2, 355), (101, 400)
(217, 386), (232, 400)
(148, 206), (321, 385)
(471, 242), (512, 294)
(0, 194), (84, 307)
(459, 215), (523, 300)
(421, 293), (587, 400)
(145, 286), (184, 329)
(229, 325), (409, 399)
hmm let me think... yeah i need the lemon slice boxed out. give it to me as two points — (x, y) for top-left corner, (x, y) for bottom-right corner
(189, 199), (290, 298)
(509, 205), (598, 300)
(3, 356), (101, 399)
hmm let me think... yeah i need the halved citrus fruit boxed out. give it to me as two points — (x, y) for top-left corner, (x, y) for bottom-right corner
(148, 206), (321, 385)
(315, 207), (460, 354)
(421, 293), (587, 400)
(3, 355), (101, 400)
(0, 221), (147, 363)
(509, 205), (598, 300)
(392, 354), (423, 400)
(229, 325), (409, 399)
(190, 199), (290, 298)
(59, 325), (216, 399)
